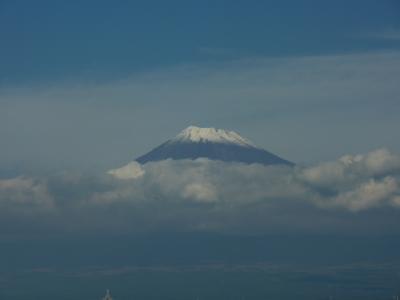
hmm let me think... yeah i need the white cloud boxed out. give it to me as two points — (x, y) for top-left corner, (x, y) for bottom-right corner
(0, 177), (54, 212)
(300, 161), (349, 187)
(1, 149), (400, 235)
(328, 177), (398, 212)
(107, 161), (145, 179)
(362, 148), (400, 175)
(300, 148), (400, 188)
(182, 182), (217, 202)
(391, 195), (400, 207)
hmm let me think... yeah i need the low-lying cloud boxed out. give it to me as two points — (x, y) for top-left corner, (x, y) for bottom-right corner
(1, 149), (400, 235)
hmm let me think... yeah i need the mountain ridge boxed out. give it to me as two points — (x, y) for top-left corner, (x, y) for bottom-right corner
(135, 126), (293, 166)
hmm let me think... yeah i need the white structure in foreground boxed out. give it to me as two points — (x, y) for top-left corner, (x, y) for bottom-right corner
(102, 290), (113, 300)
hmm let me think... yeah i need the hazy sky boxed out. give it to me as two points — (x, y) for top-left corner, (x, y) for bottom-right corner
(1, 0), (400, 173)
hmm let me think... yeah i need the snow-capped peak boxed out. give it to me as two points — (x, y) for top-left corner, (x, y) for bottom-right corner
(172, 126), (256, 147)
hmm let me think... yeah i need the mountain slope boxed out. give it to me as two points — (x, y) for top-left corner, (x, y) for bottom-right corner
(136, 126), (293, 166)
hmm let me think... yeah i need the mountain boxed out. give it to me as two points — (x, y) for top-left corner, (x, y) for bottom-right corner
(135, 126), (293, 166)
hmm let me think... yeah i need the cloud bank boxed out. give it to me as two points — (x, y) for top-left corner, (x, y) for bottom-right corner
(1, 149), (400, 236)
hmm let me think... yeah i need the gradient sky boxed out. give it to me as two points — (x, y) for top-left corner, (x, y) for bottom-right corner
(1, 0), (400, 84)
(1, 0), (400, 172)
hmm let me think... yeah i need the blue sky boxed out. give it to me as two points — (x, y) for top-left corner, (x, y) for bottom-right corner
(1, 0), (400, 85)
(1, 0), (400, 172)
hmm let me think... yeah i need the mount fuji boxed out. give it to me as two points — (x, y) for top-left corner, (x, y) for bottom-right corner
(135, 126), (293, 166)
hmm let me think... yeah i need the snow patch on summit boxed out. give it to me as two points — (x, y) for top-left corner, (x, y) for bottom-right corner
(172, 126), (256, 147)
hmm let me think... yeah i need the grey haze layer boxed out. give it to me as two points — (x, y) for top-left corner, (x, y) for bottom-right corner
(136, 126), (293, 166)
